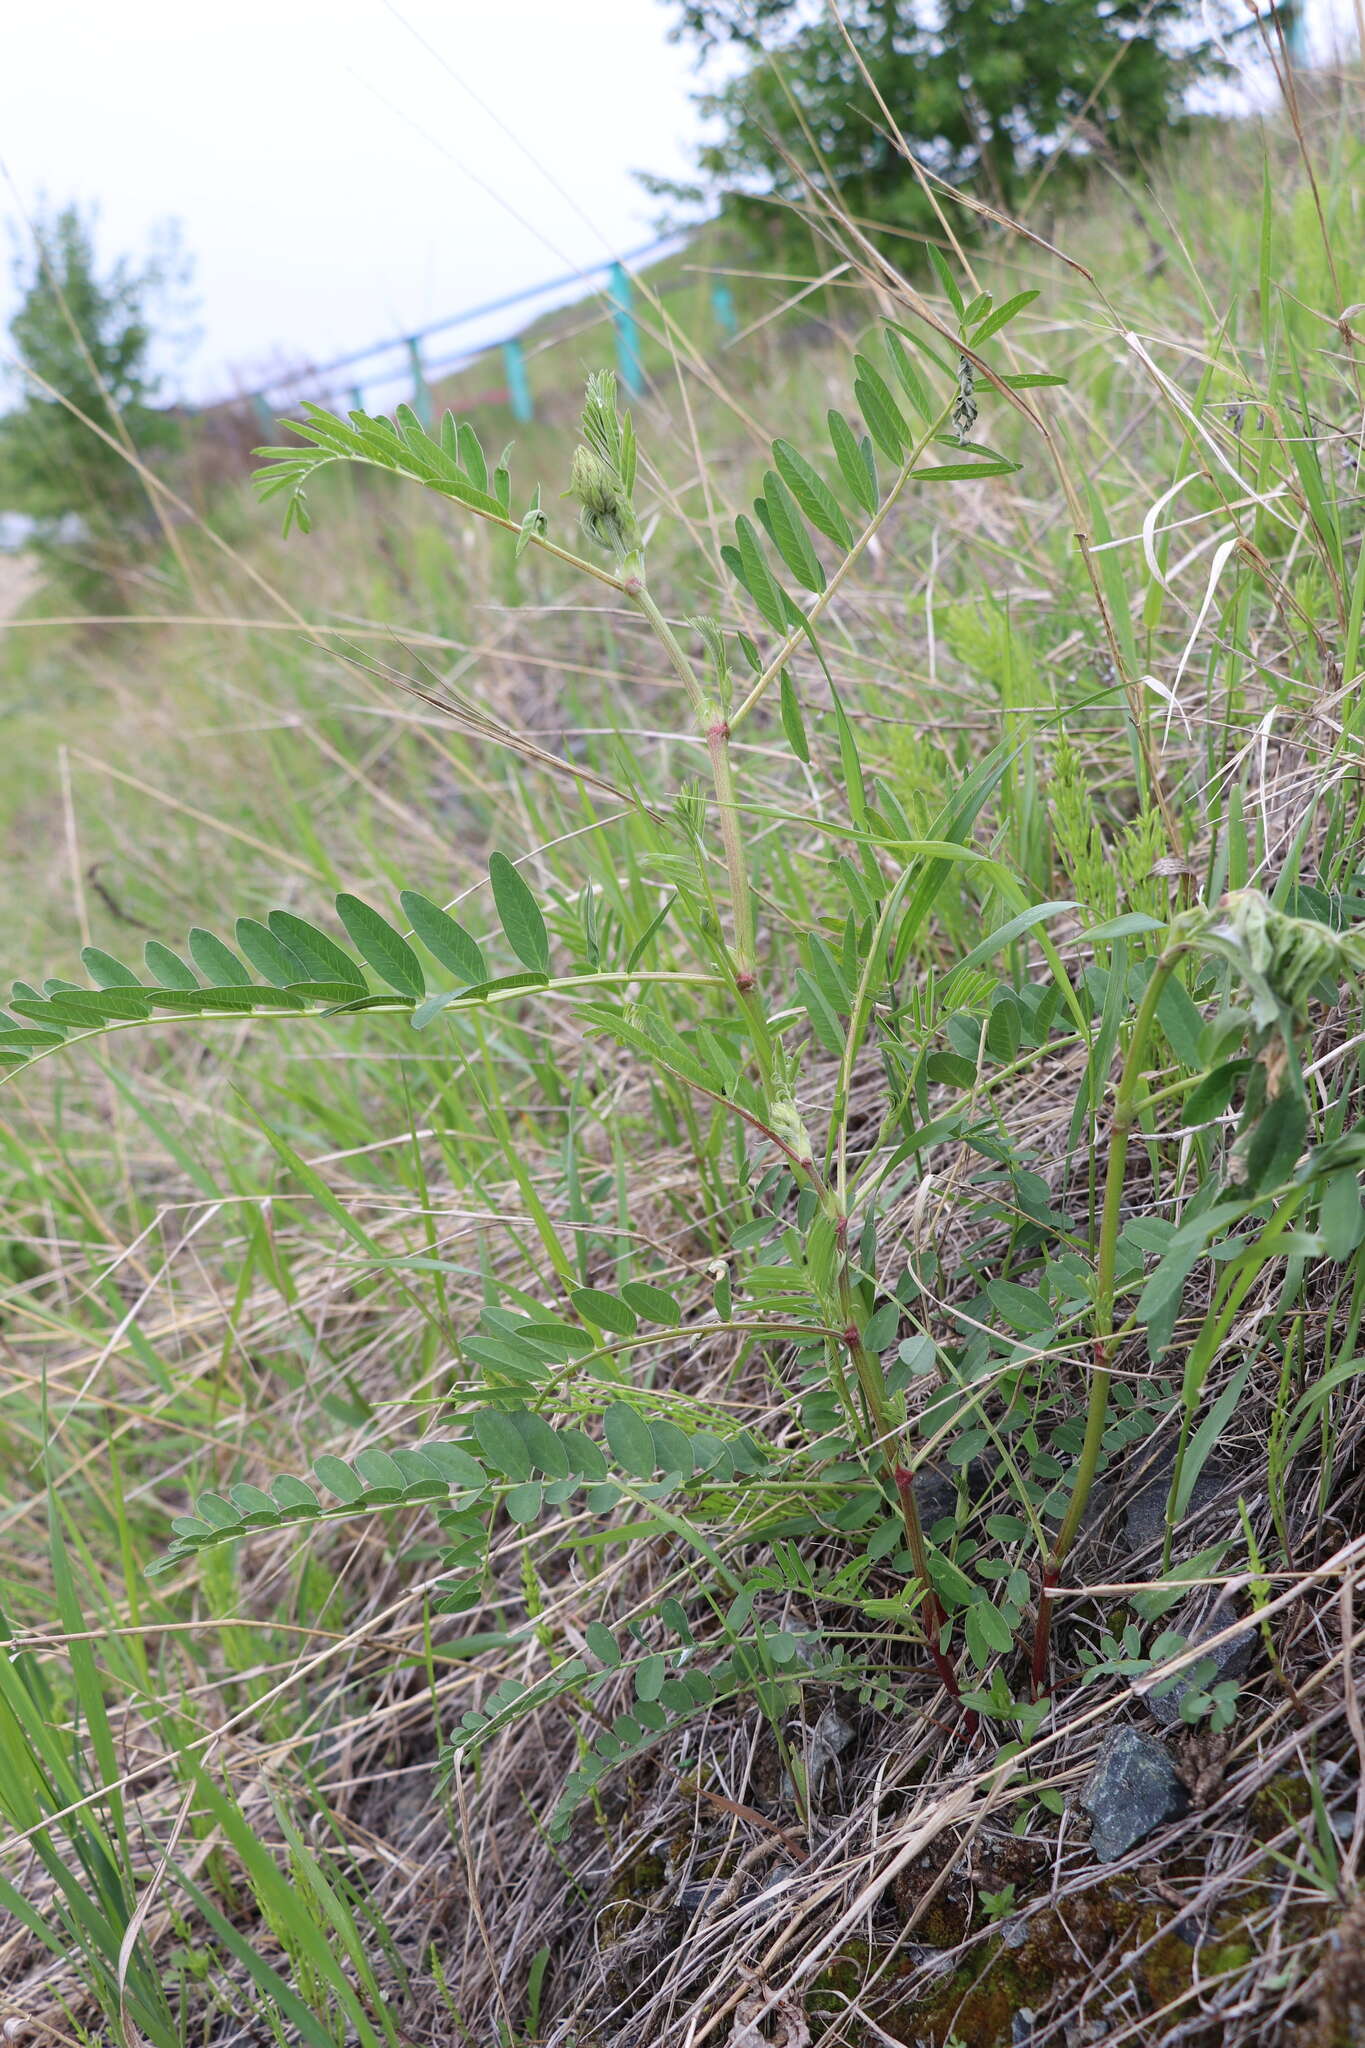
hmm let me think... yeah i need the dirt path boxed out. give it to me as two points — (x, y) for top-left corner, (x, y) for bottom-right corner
(0, 553), (37, 620)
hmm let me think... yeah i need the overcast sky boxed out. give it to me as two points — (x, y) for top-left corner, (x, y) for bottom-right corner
(0, 0), (709, 404)
(1, 0), (1358, 409)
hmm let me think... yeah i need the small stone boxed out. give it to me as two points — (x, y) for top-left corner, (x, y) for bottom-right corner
(1123, 1449), (1242, 1559)
(1140, 1587), (1255, 1726)
(1080, 1726), (1189, 1861)
(676, 1879), (731, 1918)
(913, 1455), (993, 1532)
(1012, 2011), (1037, 2046)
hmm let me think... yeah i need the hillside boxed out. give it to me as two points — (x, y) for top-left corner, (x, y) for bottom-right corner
(0, 68), (1363, 2048)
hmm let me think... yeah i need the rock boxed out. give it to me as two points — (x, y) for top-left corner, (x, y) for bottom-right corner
(913, 1455), (993, 1532)
(675, 1880), (732, 1918)
(1042, 1474), (1113, 1548)
(1122, 1448), (1242, 1559)
(1080, 1727), (1189, 1861)
(1139, 1587), (1255, 1726)
(1012, 2012), (1037, 2046)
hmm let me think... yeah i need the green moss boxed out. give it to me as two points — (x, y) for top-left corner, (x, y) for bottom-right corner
(1249, 1772), (1315, 1835)
(805, 1879), (1261, 2046)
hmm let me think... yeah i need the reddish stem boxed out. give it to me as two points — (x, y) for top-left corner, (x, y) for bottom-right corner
(1030, 1565), (1059, 1699)
(893, 1464), (976, 1733)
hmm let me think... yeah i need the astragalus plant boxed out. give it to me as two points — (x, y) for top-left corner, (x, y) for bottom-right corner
(1, 296), (1068, 1775)
(4, 159), (1365, 2044)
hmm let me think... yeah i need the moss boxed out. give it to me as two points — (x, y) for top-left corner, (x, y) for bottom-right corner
(914, 1896), (973, 1949)
(809, 1938), (873, 2014)
(806, 1879), (1261, 2046)
(1134, 1916), (1253, 2007)
(1249, 1771), (1316, 1835)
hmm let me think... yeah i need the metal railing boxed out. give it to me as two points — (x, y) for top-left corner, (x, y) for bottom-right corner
(234, 234), (736, 433)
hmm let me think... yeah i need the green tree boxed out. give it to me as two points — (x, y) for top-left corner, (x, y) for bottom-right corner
(659, 0), (1249, 252)
(0, 205), (191, 605)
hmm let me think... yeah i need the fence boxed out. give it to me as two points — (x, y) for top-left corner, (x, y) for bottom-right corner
(237, 235), (737, 436)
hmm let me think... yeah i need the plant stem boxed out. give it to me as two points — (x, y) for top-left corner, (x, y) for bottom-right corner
(1030, 946), (1184, 1695)
(706, 717), (758, 990)
(627, 576), (759, 995)
(620, 449), (960, 1718)
(830, 1221), (970, 1721)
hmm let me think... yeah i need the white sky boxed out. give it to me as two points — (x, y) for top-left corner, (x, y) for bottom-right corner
(0, 0), (708, 404)
(0, 0), (1358, 409)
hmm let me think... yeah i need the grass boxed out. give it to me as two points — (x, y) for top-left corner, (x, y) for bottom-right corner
(0, 54), (1364, 2048)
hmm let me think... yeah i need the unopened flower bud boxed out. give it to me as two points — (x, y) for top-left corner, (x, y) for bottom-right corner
(569, 446), (618, 518)
(568, 444), (641, 560)
(767, 1088), (814, 1166)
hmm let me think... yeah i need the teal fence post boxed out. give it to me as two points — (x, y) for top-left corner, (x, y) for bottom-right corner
(251, 395), (275, 436)
(608, 262), (643, 399)
(711, 282), (737, 338)
(503, 338), (533, 422)
(349, 385), (365, 416)
(1283, 0), (1308, 61)
(407, 337), (432, 427)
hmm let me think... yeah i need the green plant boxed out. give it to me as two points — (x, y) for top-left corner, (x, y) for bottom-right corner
(0, 203), (191, 605)
(1031, 891), (1365, 1684)
(0, 280), (1077, 1800)
(5, 266), (1363, 1763)
(0, 1442), (356, 2047)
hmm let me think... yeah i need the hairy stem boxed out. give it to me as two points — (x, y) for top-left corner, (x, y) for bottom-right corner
(628, 575), (760, 996)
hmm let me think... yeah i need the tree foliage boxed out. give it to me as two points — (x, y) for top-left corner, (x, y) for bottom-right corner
(0, 204), (190, 604)
(660, 0), (1241, 251)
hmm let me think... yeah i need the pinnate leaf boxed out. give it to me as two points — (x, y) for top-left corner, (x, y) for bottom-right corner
(336, 894), (425, 998)
(488, 855), (550, 974)
(189, 929), (252, 987)
(604, 1402), (656, 1478)
(81, 947), (141, 988)
(399, 891), (487, 985)
(267, 911), (365, 989)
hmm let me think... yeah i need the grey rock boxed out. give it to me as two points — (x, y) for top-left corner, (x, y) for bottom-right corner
(1012, 2011), (1037, 2046)
(1123, 1448), (1243, 1559)
(1140, 1587), (1255, 1726)
(1042, 1474), (1113, 1548)
(913, 1455), (993, 1532)
(1080, 1726), (1189, 1861)
(675, 1880), (731, 1918)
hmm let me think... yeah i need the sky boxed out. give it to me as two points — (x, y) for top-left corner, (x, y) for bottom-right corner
(0, 0), (1359, 411)
(0, 0), (710, 405)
